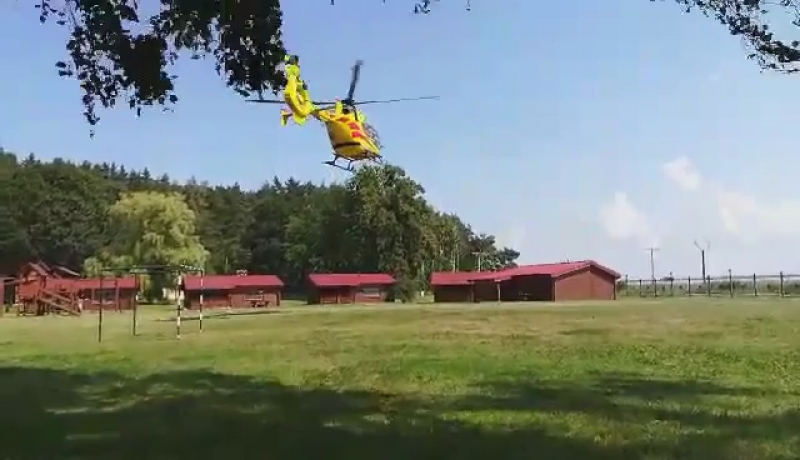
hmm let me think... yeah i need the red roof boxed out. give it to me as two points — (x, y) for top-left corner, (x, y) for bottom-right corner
(308, 273), (396, 288)
(430, 260), (620, 286)
(183, 274), (284, 291)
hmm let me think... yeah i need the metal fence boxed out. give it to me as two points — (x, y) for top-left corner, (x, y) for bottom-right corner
(617, 272), (800, 298)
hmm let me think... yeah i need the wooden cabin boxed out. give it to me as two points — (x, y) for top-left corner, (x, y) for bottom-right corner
(307, 273), (396, 305)
(183, 274), (284, 309)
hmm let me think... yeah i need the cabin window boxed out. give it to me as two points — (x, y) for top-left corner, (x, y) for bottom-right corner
(358, 286), (382, 296)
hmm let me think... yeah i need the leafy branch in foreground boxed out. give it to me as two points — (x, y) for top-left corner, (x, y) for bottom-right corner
(37, 0), (286, 132)
(666, 0), (800, 73)
(410, 0), (800, 72)
(32, 0), (800, 133)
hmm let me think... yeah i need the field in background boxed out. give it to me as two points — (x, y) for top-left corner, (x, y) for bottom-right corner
(2, 298), (799, 459)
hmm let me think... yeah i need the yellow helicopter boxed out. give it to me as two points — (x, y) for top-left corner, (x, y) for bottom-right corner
(248, 55), (439, 172)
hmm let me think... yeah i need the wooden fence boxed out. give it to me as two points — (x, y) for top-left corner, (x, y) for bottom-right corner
(617, 272), (800, 298)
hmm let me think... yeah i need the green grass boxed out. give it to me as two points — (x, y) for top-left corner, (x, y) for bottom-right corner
(2, 299), (799, 459)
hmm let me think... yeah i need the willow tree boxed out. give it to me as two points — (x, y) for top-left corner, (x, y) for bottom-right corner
(84, 190), (209, 299)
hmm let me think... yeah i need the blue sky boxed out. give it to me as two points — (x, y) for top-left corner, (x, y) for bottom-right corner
(2, 0), (800, 278)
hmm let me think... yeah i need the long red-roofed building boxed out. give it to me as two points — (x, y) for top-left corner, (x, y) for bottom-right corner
(182, 273), (284, 309)
(430, 260), (620, 303)
(10, 262), (141, 313)
(307, 273), (396, 305)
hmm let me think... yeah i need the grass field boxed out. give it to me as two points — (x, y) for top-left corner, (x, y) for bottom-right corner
(2, 299), (799, 459)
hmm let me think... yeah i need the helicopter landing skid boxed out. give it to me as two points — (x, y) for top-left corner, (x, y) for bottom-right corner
(324, 154), (384, 172)
(324, 158), (355, 172)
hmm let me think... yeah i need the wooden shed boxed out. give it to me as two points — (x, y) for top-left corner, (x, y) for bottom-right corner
(307, 273), (396, 305)
(182, 274), (284, 309)
(430, 260), (620, 303)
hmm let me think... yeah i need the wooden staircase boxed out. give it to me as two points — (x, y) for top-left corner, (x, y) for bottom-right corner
(36, 288), (80, 316)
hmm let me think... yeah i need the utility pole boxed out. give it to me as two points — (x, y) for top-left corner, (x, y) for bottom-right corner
(645, 246), (659, 284)
(694, 239), (710, 283)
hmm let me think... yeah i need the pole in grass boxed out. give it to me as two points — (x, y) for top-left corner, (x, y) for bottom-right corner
(199, 270), (204, 333)
(97, 271), (104, 343)
(175, 271), (182, 340)
(132, 272), (140, 336)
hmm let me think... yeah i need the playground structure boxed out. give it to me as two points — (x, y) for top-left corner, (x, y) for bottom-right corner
(87, 264), (205, 341)
(10, 262), (139, 316)
(3, 262), (290, 342)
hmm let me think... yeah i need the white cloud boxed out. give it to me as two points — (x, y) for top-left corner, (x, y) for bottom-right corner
(599, 192), (658, 247)
(715, 187), (800, 239)
(662, 156), (701, 191)
(659, 156), (800, 241)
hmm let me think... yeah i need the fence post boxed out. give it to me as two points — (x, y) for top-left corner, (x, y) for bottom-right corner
(780, 271), (785, 298)
(688, 276), (692, 296)
(707, 276), (712, 297)
(625, 274), (629, 297)
(669, 272), (674, 296)
(638, 278), (643, 297)
(753, 273), (757, 297)
(728, 269), (733, 297)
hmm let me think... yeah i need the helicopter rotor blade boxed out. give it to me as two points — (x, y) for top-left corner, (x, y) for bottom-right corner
(352, 96), (440, 105)
(246, 99), (285, 104)
(346, 60), (363, 103)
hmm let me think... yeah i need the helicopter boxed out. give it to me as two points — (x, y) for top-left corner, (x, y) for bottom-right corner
(248, 55), (439, 172)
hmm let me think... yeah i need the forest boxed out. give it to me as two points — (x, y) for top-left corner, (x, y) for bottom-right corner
(0, 148), (519, 299)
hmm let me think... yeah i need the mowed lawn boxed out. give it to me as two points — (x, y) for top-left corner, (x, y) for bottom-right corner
(1, 299), (799, 459)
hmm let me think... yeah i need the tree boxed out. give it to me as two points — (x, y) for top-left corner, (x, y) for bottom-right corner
(345, 165), (437, 300)
(199, 184), (254, 274)
(0, 151), (31, 273)
(8, 156), (115, 269)
(34, 1), (800, 131)
(97, 190), (208, 267)
(0, 150), (519, 294)
(85, 190), (209, 299)
(37, 0), (285, 131)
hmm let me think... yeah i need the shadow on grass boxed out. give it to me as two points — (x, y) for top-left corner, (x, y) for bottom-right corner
(0, 367), (796, 459)
(461, 375), (799, 458)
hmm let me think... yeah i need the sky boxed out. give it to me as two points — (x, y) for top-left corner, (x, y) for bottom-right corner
(2, 0), (800, 278)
